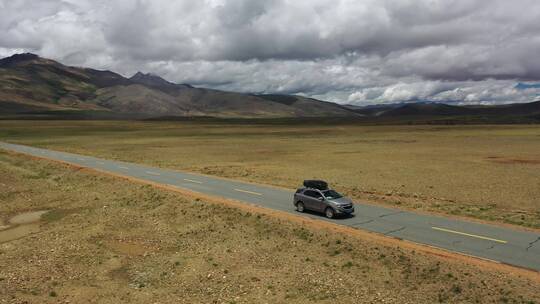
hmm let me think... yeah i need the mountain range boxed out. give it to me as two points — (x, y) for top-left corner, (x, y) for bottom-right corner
(0, 53), (355, 118)
(0, 53), (539, 122)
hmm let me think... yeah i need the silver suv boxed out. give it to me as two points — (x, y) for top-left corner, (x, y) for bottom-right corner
(293, 180), (354, 219)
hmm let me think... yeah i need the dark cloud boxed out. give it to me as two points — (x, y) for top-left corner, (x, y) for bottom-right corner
(1, 0), (540, 104)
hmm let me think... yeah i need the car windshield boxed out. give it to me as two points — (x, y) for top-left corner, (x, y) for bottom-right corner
(322, 190), (342, 199)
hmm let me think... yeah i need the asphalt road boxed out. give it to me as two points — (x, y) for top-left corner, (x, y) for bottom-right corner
(1, 141), (539, 272)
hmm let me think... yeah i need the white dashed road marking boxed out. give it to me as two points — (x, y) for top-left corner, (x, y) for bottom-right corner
(184, 178), (203, 184)
(234, 189), (262, 196)
(432, 226), (507, 244)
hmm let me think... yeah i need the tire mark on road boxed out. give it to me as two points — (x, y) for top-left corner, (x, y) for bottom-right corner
(384, 226), (406, 235)
(526, 236), (540, 251)
(379, 211), (404, 218)
(350, 219), (374, 226)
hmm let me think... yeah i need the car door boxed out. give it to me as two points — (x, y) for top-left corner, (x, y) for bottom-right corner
(313, 190), (326, 212)
(302, 190), (318, 211)
(304, 190), (325, 212)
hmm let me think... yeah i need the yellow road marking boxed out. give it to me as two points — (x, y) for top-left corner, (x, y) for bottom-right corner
(234, 189), (262, 196)
(184, 178), (203, 184)
(146, 171), (160, 176)
(97, 161), (105, 165)
(119, 166), (130, 170)
(432, 226), (507, 243)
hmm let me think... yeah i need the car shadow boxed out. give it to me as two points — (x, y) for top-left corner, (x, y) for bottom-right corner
(298, 209), (355, 220)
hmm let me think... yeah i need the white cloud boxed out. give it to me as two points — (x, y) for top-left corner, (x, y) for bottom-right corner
(1, 0), (540, 104)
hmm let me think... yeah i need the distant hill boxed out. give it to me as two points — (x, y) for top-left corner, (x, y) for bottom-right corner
(344, 100), (540, 123)
(380, 103), (475, 116)
(0, 53), (357, 118)
(463, 100), (540, 116)
(129, 72), (193, 94)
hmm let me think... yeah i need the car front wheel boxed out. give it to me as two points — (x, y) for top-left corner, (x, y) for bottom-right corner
(296, 201), (305, 213)
(325, 207), (335, 219)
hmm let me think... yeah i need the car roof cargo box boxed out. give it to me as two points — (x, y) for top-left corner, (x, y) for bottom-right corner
(303, 180), (328, 190)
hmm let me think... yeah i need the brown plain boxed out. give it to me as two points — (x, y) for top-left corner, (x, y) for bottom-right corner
(1, 151), (539, 303)
(1, 120), (539, 229)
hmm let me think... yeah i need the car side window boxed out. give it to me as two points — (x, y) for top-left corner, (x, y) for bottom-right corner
(304, 190), (320, 198)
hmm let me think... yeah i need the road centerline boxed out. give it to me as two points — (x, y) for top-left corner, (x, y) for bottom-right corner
(118, 166), (130, 170)
(146, 171), (161, 176)
(432, 226), (507, 244)
(234, 188), (263, 196)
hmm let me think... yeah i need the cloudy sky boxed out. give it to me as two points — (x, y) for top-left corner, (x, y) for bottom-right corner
(1, 0), (540, 105)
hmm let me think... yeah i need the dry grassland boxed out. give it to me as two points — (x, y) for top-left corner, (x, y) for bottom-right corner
(0, 151), (539, 303)
(1, 120), (539, 228)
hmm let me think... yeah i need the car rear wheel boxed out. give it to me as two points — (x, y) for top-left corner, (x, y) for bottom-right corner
(325, 207), (335, 219)
(296, 201), (305, 213)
